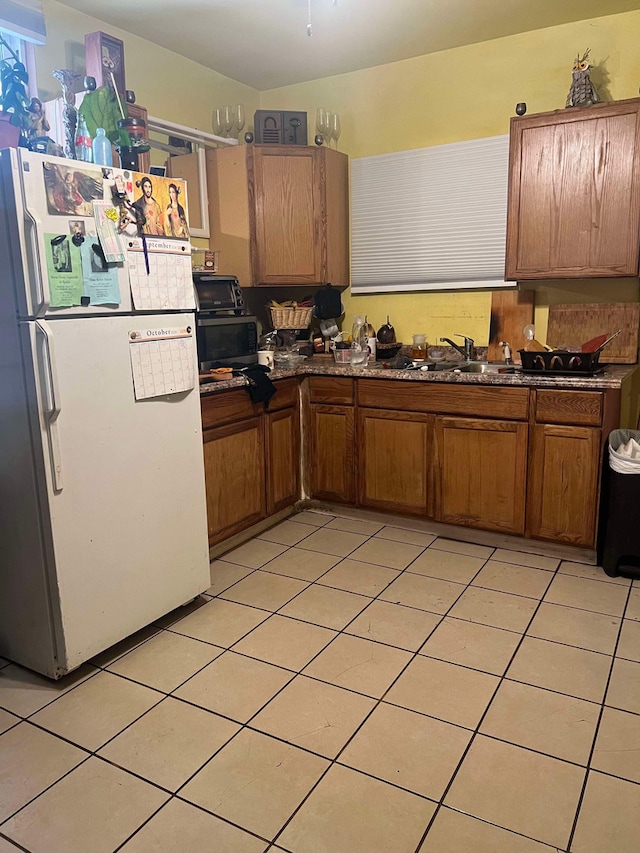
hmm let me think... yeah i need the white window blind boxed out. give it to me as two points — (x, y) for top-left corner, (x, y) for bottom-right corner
(0, 0), (45, 43)
(350, 134), (512, 293)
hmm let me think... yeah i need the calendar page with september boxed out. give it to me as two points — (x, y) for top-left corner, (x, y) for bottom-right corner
(126, 237), (195, 311)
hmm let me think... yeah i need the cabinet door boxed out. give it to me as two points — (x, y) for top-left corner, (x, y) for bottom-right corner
(203, 417), (266, 545)
(250, 147), (323, 285)
(308, 404), (354, 503)
(506, 100), (640, 279)
(436, 417), (528, 535)
(266, 407), (300, 515)
(528, 424), (600, 547)
(358, 408), (433, 516)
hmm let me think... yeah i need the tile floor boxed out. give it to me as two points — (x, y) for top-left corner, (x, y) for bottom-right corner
(1, 509), (640, 852)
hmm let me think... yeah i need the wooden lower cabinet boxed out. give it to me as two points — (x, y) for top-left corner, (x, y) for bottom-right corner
(266, 407), (300, 514)
(203, 416), (266, 545)
(528, 424), (601, 547)
(308, 404), (355, 503)
(358, 408), (433, 516)
(436, 416), (528, 535)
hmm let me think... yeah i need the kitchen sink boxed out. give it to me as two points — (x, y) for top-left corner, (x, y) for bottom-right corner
(451, 361), (519, 374)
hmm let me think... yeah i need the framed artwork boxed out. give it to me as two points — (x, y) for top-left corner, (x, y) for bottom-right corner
(85, 31), (126, 93)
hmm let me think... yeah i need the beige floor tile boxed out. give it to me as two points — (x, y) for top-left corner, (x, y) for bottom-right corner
(592, 706), (640, 783)
(445, 736), (583, 849)
(617, 618), (640, 662)
(379, 573), (465, 614)
(107, 631), (222, 693)
(261, 547), (341, 582)
(324, 516), (384, 535)
(386, 656), (499, 729)
(0, 708), (19, 735)
(492, 548), (558, 571)
(181, 728), (329, 840)
(258, 519), (317, 546)
(206, 560), (253, 596)
(419, 617), (521, 675)
(472, 561), (552, 599)
(296, 527), (369, 557)
(626, 586), (640, 620)
(317, 558), (399, 596)
(448, 586), (538, 632)
(277, 763), (436, 853)
(0, 836), (22, 852)
(559, 559), (630, 585)
(0, 723), (86, 822)
(345, 600), (441, 651)
(232, 615), (336, 670)
(251, 674), (375, 758)
(507, 637), (611, 703)
(1, 757), (168, 853)
(419, 807), (556, 853)
(292, 510), (334, 527)
(170, 598), (268, 648)
(375, 525), (437, 548)
(480, 680), (600, 764)
(340, 703), (471, 799)
(430, 538), (494, 559)
(119, 798), (267, 853)
(174, 651), (292, 722)
(99, 696), (239, 791)
(606, 657), (640, 714)
(31, 670), (162, 751)
(152, 596), (210, 629)
(90, 625), (162, 668)
(408, 548), (486, 584)
(279, 585), (370, 630)
(303, 633), (411, 698)
(0, 663), (95, 718)
(544, 573), (628, 617)
(527, 602), (620, 655)
(347, 538), (425, 569)
(572, 770), (640, 853)
(220, 571), (308, 611)
(221, 539), (288, 569)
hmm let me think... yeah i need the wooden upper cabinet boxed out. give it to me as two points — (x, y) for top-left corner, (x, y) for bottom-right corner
(505, 98), (640, 279)
(206, 144), (349, 288)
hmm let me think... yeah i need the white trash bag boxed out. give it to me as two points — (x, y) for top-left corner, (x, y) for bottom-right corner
(609, 429), (640, 475)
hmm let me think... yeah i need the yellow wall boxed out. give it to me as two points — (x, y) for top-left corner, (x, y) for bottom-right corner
(261, 9), (640, 346)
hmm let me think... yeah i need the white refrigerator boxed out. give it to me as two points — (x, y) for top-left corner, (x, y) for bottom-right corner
(0, 149), (210, 679)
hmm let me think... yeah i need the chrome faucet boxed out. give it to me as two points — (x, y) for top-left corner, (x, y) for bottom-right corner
(439, 334), (476, 361)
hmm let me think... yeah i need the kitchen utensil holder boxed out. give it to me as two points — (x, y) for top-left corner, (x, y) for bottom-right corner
(269, 306), (313, 329)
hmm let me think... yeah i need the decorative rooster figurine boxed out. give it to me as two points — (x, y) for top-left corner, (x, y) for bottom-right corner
(565, 48), (600, 108)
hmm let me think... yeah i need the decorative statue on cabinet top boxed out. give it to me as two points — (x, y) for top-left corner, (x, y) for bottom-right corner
(565, 48), (600, 108)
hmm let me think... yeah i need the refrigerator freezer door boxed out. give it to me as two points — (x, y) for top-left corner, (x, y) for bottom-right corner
(21, 313), (210, 673)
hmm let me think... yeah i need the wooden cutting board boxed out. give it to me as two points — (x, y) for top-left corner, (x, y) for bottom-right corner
(547, 303), (640, 363)
(487, 290), (535, 361)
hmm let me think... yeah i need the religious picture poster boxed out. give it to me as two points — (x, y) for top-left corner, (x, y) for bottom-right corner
(129, 172), (189, 240)
(44, 233), (83, 306)
(43, 162), (104, 216)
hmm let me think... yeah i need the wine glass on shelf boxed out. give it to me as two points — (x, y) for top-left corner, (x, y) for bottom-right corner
(233, 104), (245, 140)
(222, 105), (234, 138)
(329, 113), (341, 149)
(316, 108), (328, 146)
(212, 107), (224, 137)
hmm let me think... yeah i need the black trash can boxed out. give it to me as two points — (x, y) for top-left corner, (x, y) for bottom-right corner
(600, 429), (640, 578)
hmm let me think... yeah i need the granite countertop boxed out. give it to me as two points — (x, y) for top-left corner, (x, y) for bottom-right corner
(199, 359), (637, 395)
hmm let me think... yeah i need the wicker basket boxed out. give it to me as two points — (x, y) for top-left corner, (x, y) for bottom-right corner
(269, 306), (313, 329)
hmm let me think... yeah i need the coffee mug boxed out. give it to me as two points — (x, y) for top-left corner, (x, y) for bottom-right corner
(258, 350), (274, 368)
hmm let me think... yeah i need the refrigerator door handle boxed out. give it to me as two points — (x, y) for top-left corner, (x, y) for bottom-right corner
(35, 320), (63, 491)
(24, 206), (50, 316)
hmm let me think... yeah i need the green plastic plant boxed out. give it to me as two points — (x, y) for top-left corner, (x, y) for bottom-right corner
(0, 34), (29, 130)
(78, 86), (122, 142)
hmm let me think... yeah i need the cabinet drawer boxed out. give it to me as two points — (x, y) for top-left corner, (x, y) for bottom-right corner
(535, 390), (603, 426)
(268, 378), (299, 411)
(357, 380), (529, 420)
(201, 389), (262, 430)
(308, 376), (354, 404)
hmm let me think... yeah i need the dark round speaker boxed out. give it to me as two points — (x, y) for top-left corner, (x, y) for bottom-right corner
(244, 132), (254, 143)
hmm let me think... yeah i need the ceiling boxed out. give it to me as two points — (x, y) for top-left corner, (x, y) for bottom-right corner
(56, 0), (640, 91)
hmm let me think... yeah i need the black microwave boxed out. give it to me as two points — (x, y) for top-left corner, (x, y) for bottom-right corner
(196, 315), (258, 370)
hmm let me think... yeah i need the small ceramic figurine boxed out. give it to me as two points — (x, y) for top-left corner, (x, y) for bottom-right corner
(565, 48), (600, 108)
(26, 97), (50, 140)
